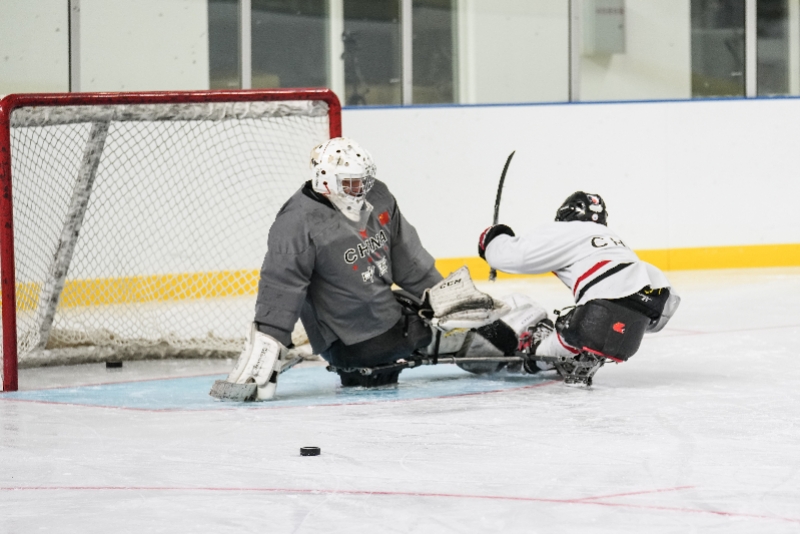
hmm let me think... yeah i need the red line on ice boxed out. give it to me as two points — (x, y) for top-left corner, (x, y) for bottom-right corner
(575, 485), (695, 501)
(2, 485), (798, 524)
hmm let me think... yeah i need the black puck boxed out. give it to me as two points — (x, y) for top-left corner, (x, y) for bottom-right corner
(300, 446), (320, 456)
(105, 360), (123, 369)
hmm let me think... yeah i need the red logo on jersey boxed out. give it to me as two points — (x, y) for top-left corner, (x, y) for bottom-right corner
(359, 229), (368, 239)
(379, 211), (390, 225)
(613, 322), (626, 334)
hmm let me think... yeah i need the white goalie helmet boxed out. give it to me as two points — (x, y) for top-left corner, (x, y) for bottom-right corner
(310, 137), (376, 215)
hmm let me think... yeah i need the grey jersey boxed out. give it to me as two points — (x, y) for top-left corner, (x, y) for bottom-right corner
(254, 180), (442, 353)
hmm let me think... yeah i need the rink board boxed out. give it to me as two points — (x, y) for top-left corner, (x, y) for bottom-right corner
(1, 365), (557, 410)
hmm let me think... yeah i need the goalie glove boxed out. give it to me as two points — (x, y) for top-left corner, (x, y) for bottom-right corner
(213, 324), (287, 401)
(422, 266), (509, 330)
(478, 224), (515, 260)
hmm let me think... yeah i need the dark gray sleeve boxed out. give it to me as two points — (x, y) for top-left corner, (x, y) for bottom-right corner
(389, 201), (443, 298)
(254, 216), (315, 347)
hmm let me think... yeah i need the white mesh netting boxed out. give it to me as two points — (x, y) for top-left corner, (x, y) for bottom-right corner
(3, 99), (331, 374)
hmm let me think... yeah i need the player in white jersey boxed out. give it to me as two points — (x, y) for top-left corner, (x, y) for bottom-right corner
(478, 191), (680, 386)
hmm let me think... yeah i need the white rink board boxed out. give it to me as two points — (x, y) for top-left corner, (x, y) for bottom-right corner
(343, 97), (800, 259)
(10, 97), (798, 280)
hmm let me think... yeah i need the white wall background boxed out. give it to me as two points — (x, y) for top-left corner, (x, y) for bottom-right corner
(458, 0), (569, 104)
(580, 0), (692, 101)
(456, 0), (692, 105)
(343, 97), (800, 259)
(0, 0), (69, 94)
(0, 0), (210, 95)
(78, 0), (209, 92)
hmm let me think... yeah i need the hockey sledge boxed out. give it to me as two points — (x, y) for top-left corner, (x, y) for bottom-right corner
(324, 350), (607, 389)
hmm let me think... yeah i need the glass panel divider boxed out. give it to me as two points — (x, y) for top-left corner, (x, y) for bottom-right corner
(401, 0), (413, 105)
(789, 0), (800, 94)
(240, 0), (252, 89)
(330, 0), (346, 100)
(569, 0), (582, 102)
(746, 0), (757, 96)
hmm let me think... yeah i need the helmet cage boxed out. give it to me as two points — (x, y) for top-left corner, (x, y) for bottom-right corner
(336, 172), (375, 199)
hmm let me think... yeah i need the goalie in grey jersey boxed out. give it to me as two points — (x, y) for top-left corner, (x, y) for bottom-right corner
(478, 191), (680, 385)
(220, 137), (444, 399)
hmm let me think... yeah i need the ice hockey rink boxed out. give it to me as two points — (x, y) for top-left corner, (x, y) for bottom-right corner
(1, 267), (799, 533)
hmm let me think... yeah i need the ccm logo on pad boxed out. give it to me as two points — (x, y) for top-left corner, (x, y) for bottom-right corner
(612, 322), (626, 334)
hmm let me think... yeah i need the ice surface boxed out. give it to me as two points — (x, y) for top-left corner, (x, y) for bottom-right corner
(1, 268), (799, 533)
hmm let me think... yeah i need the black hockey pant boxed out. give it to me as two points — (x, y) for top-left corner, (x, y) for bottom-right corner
(557, 287), (670, 361)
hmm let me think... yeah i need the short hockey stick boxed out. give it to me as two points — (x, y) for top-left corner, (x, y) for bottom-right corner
(489, 150), (516, 281)
(325, 352), (567, 377)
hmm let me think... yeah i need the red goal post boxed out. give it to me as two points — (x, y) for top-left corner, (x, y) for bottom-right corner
(0, 88), (342, 392)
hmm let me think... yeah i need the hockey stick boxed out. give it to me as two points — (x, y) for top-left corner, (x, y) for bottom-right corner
(489, 150), (516, 281)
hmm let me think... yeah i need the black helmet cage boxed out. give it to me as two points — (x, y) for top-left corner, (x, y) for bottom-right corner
(555, 191), (608, 225)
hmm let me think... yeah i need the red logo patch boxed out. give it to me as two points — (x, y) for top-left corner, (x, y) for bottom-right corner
(613, 322), (626, 334)
(359, 229), (368, 239)
(379, 211), (390, 226)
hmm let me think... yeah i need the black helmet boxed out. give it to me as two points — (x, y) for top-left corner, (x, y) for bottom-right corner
(555, 191), (608, 225)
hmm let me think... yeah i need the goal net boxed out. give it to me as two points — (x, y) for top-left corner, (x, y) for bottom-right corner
(0, 89), (341, 391)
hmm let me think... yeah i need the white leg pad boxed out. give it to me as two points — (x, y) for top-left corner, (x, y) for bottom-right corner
(225, 324), (256, 384)
(424, 328), (471, 356)
(227, 324), (286, 401)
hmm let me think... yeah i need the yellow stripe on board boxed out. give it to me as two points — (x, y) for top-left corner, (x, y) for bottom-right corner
(59, 270), (261, 307)
(434, 257), (546, 280)
(14, 281), (41, 312)
(436, 243), (800, 279)
(5, 243), (799, 311)
(10, 269), (261, 311)
(635, 243), (800, 271)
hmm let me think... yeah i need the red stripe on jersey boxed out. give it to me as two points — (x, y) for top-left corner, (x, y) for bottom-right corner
(557, 333), (580, 354)
(573, 260), (611, 296)
(582, 346), (624, 363)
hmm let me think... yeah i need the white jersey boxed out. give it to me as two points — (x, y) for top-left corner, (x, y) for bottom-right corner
(485, 221), (670, 306)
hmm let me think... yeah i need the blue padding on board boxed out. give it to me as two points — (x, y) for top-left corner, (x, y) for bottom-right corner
(3, 365), (553, 410)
